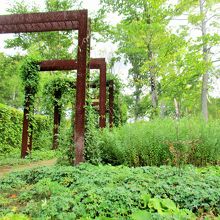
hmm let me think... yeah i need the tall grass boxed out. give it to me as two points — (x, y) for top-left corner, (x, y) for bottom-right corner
(98, 117), (220, 167)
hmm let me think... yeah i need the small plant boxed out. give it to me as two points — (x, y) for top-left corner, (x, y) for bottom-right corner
(132, 195), (196, 219)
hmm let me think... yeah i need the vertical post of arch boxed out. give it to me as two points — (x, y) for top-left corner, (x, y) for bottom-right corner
(21, 96), (30, 158)
(109, 80), (114, 128)
(74, 11), (89, 165)
(99, 61), (107, 128)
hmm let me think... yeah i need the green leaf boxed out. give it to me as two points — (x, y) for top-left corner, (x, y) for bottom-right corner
(131, 210), (154, 220)
(140, 194), (151, 208)
(148, 198), (162, 212)
(161, 198), (177, 211)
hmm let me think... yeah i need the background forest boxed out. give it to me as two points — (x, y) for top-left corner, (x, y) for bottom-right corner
(0, 0), (220, 121)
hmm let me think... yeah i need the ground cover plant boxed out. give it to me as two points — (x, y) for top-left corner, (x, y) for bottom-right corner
(97, 117), (220, 167)
(0, 164), (220, 219)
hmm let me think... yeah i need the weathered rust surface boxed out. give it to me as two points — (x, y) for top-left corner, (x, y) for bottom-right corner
(99, 61), (106, 128)
(39, 59), (107, 71)
(92, 101), (99, 106)
(21, 97), (30, 158)
(0, 10), (86, 27)
(0, 10), (88, 34)
(40, 60), (78, 71)
(109, 80), (114, 128)
(0, 21), (78, 33)
(74, 12), (88, 165)
(28, 123), (33, 152)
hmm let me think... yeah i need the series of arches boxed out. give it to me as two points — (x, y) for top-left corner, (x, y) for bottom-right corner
(0, 10), (114, 165)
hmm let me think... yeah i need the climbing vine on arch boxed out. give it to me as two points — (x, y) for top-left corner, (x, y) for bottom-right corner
(20, 55), (40, 156)
(20, 56), (40, 107)
(43, 76), (75, 115)
(43, 76), (75, 152)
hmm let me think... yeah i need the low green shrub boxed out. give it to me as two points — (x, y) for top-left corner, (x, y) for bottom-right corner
(0, 164), (219, 219)
(97, 117), (220, 166)
(0, 103), (52, 155)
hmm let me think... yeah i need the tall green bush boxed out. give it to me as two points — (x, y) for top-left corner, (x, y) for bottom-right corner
(0, 103), (52, 155)
(97, 117), (220, 166)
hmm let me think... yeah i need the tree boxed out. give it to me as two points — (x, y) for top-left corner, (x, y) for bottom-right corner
(0, 53), (23, 108)
(185, 0), (220, 121)
(100, 0), (194, 118)
(99, 0), (220, 120)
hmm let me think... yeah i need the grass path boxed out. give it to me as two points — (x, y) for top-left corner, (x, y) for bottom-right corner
(0, 158), (57, 178)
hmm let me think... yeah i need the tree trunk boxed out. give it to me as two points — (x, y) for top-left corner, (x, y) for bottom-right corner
(160, 100), (166, 118)
(200, 0), (209, 121)
(134, 83), (142, 121)
(174, 98), (180, 119)
(148, 47), (158, 112)
(146, 13), (158, 115)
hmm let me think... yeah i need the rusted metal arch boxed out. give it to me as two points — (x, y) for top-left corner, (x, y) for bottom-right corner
(40, 58), (107, 128)
(0, 10), (89, 164)
(0, 11), (83, 33)
(29, 58), (109, 149)
(49, 79), (112, 150)
(39, 58), (107, 150)
(108, 80), (114, 128)
(89, 80), (114, 128)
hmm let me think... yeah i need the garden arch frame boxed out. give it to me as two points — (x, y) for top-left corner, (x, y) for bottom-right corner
(39, 58), (107, 149)
(0, 10), (89, 164)
(108, 80), (114, 128)
(40, 58), (107, 128)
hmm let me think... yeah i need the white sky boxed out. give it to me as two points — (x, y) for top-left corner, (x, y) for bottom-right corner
(0, 0), (219, 98)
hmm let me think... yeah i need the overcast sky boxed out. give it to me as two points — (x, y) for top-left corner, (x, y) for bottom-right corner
(0, 0), (219, 97)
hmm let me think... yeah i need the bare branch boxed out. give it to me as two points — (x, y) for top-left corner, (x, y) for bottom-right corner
(205, 14), (220, 23)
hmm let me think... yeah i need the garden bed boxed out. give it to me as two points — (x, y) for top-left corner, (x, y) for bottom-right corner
(0, 164), (219, 219)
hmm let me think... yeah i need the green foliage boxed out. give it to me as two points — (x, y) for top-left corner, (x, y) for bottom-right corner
(131, 196), (196, 219)
(0, 103), (51, 155)
(0, 164), (219, 219)
(0, 213), (29, 220)
(107, 74), (128, 126)
(20, 56), (40, 102)
(0, 53), (23, 108)
(97, 118), (220, 166)
(43, 76), (75, 114)
(0, 103), (22, 154)
(99, 0), (220, 120)
(85, 100), (102, 164)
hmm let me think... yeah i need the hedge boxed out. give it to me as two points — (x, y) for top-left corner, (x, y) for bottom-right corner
(0, 103), (52, 155)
